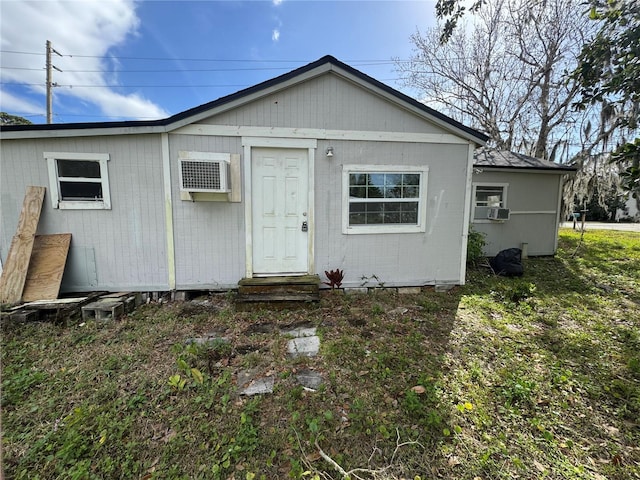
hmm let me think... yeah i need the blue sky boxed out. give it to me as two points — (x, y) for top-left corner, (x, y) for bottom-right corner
(0, 0), (437, 124)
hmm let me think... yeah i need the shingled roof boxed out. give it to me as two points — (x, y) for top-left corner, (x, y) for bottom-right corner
(473, 147), (576, 171)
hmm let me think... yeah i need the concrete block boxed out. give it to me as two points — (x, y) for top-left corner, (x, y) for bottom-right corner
(398, 287), (422, 295)
(81, 300), (124, 321)
(435, 284), (455, 293)
(344, 287), (369, 294)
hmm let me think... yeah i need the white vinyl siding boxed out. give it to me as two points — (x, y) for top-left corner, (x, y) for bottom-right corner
(342, 164), (428, 234)
(44, 152), (111, 210)
(472, 183), (508, 221)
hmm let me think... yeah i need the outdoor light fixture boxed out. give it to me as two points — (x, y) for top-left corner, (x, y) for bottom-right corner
(326, 147), (334, 157)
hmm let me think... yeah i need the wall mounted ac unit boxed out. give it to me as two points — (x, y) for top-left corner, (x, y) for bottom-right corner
(179, 157), (230, 193)
(487, 207), (510, 220)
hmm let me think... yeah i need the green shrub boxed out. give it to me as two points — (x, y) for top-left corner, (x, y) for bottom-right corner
(467, 227), (487, 266)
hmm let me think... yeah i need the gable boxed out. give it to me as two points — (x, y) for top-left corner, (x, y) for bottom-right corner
(194, 72), (452, 135)
(1, 56), (488, 145)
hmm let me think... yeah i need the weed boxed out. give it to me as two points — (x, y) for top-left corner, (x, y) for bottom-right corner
(467, 226), (487, 266)
(371, 303), (384, 316)
(500, 372), (537, 407)
(1, 229), (639, 479)
(360, 274), (385, 288)
(491, 280), (536, 304)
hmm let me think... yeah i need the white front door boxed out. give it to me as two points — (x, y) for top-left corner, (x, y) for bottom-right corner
(251, 147), (309, 275)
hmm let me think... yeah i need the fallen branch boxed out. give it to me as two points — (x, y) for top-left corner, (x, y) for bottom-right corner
(315, 439), (377, 480)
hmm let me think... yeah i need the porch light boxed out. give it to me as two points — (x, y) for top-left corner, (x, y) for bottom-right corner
(326, 147), (334, 157)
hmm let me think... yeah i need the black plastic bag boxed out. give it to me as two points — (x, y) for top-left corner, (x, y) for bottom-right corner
(490, 248), (524, 277)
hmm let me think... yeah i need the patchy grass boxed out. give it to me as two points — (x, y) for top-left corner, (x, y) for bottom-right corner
(2, 228), (639, 479)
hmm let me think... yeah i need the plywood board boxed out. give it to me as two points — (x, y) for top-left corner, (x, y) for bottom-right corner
(0, 186), (46, 304)
(22, 234), (72, 302)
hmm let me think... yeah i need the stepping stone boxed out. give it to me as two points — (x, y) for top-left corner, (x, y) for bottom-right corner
(240, 376), (275, 396)
(282, 326), (317, 338)
(287, 335), (320, 357)
(237, 368), (275, 396)
(185, 331), (228, 346)
(295, 369), (323, 390)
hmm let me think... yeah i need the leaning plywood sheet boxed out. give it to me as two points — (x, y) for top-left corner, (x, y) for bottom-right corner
(0, 186), (46, 304)
(22, 234), (72, 302)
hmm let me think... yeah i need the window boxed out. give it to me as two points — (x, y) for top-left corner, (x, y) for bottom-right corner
(342, 165), (428, 234)
(472, 183), (508, 221)
(44, 152), (111, 209)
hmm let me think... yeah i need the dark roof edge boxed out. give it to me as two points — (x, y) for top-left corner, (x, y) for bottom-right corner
(1, 56), (489, 142)
(474, 164), (577, 172)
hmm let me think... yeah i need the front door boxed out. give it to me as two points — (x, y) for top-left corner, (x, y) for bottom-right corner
(251, 148), (309, 275)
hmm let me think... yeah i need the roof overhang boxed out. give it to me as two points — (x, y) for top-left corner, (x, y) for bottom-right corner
(1, 56), (489, 144)
(473, 166), (577, 174)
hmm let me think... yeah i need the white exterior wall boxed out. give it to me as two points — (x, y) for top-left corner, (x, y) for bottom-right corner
(471, 170), (564, 256)
(0, 135), (169, 291)
(204, 74), (451, 135)
(314, 140), (469, 287)
(167, 134), (245, 289)
(175, 73), (472, 287)
(1, 71), (477, 291)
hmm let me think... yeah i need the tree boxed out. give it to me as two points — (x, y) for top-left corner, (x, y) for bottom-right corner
(573, 0), (640, 198)
(0, 112), (32, 126)
(399, 0), (595, 162)
(435, 0), (640, 199)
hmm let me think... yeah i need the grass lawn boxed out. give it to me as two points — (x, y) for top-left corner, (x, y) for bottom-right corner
(1, 228), (639, 479)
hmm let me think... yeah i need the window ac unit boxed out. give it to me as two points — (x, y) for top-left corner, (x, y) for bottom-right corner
(179, 158), (230, 193)
(487, 207), (510, 220)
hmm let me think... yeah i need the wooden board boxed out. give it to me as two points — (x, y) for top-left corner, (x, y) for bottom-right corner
(22, 234), (72, 302)
(0, 186), (46, 304)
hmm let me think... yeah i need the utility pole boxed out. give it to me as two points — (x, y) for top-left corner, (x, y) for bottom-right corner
(46, 40), (62, 124)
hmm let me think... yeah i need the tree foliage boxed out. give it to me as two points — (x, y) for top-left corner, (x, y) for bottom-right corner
(435, 0), (485, 43)
(573, 0), (640, 197)
(0, 112), (32, 126)
(400, 0), (594, 162)
(434, 0), (640, 199)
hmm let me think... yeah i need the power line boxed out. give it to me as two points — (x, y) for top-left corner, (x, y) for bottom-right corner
(0, 49), (407, 64)
(1, 78), (406, 89)
(1, 62), (400, 73)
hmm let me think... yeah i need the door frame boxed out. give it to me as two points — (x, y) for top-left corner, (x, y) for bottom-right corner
(242, 137), (316, 278)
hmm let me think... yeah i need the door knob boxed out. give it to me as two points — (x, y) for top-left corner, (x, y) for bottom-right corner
(301, 221), (308, 232)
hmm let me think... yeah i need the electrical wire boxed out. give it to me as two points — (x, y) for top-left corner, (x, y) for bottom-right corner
(0, 49), (407, 64)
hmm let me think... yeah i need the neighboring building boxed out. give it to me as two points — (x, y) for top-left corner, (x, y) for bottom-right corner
(617, 196), (640, 222)
(471, 147), (576, 257)
(1, 56), (491, 293)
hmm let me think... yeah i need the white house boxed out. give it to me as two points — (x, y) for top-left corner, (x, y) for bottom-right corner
(1, 56), (491, 293)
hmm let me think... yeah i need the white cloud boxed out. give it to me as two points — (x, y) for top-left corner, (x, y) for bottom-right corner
(0, 0), (168, 121)
(0, 90), (45, 117)
(272, 29), (281, 42)
(272, 0), (283, 5)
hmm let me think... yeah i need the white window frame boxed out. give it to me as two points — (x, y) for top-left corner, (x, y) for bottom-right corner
(342, 164), (428, 234)
(472, 182), (508, 223)
(44, 152), (111, 210)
